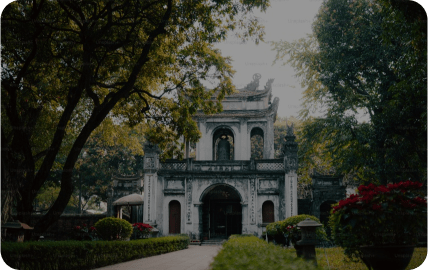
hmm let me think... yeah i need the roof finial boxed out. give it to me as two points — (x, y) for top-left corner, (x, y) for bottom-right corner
(244, 73), (261, 91)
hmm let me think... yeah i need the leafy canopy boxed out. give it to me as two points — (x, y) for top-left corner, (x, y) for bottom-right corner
(1, 0), (270, 235)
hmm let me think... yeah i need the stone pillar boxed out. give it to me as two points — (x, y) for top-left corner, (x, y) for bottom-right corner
(248, 175), (257, 226)
(285, 174), (298, 218)
(241, 202), (248, 233)
(196, 118), (211, 160)
(193, 202), (203, 240)
(186, 177), (193, 225)
(283, 124), (298, 218)
(240, 118), (250, 160)
(264, 116), (275, 159)
(143, 142), (160, 224)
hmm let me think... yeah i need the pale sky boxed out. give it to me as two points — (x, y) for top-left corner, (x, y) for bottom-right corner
(213, 0), (324, 118)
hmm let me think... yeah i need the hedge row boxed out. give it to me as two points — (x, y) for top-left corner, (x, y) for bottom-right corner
(265, 214), (329, 245)
(2, 235), (189, 270)
(210, 235), (320, 270)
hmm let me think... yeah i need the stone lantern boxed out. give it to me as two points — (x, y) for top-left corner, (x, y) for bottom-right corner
(2, 220), (33, 242)
(296, 218), (322, 265)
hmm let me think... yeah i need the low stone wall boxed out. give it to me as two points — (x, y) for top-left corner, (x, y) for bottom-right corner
(13, 214), (107, 240)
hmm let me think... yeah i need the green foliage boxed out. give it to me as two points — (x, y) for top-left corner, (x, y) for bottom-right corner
(94, 217), (133, 241)
(210, 236), (319, 270)
(1, 0), (271, 234)
(266, 214), (329, 244)
(1, 235), (189, 270)
(329, 181), (427, 261)
(229, 234), (255, 239)
(282, 247), (428, 270)
(271, 0), (427, 185)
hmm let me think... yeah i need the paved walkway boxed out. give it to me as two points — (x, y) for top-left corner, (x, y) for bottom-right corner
(93, 245), (222, 270)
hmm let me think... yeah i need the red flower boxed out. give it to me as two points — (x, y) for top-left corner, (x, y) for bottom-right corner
(358, 183), (377, 195)
(412, 197), (427, 206)
(74, 226), (81, 230)
(388, 180), (423, 191)
(89, 226), (96, 231)
(401, 200), (417, 209)
(376, 185), (389, 193)
(372, 204), (382, 211)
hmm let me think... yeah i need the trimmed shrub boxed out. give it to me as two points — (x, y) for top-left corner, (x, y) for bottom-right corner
(210, 236), (319, 270)
(94, 217), (133, 240)
(266, 214), (329, 245)
(1, 235), (189, 270)
(229, 234), (254, 240)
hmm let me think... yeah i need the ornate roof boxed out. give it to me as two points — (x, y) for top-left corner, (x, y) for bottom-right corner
(195, 97), (279, 120)
(209, 75), (274, 101)
(196, 74), (278, 120)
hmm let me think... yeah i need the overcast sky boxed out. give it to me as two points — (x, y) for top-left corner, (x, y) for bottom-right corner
(213, 0), (324, 118)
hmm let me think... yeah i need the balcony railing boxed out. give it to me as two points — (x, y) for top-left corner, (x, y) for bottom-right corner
(158, 159), (285, 172)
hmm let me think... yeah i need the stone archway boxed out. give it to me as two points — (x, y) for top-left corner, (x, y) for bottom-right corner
(200, 185), (242, 240)
(212, 127), (235, 160)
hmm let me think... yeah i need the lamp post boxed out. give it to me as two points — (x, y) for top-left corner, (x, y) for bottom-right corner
(296, 218), (322, 266)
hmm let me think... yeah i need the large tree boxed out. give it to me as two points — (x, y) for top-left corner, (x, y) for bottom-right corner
(272, 0), (426, 185)
(1, 0), (269, 237)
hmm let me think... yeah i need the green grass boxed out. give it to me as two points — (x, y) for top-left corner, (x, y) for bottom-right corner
(210, 236), (319, 270)
(282, 247), (427, 270)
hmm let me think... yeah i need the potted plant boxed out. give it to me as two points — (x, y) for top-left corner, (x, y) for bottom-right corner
(132, 222), (153, 239)
(329, 180), (427, 270)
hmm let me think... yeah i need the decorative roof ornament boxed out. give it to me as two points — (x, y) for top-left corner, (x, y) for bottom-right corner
(286, 123), (295, 138)
(280, 122), (298, 163)
(264, 78), (274, 90)
(264, 78), (275, 102)
(244, 73), (261, 91)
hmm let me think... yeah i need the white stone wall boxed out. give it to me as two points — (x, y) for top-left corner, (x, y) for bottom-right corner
(152, 174), (289, 238)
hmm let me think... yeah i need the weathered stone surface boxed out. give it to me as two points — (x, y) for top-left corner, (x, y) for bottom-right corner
(107, 75), (303, 239)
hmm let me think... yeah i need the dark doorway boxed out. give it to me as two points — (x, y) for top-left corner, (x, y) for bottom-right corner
(169, 200), (181, 234)
(262, 201), (274, 223)
(201, 185), (242, 239)
(213, 128), (234, 160)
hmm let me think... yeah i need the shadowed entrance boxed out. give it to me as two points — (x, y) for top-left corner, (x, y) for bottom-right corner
(201, 185), (242, 240)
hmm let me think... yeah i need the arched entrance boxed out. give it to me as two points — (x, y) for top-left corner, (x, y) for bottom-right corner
(212, 127), (234, 160)
(169, 200), (181, 234)
(201, 185), (242, 239)
(250, 127), (264, 160)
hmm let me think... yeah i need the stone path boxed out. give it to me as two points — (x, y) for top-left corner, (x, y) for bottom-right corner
(93, 245), (221, 270)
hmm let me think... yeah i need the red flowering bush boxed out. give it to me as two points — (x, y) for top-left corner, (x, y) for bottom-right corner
(284, 225), (301, 244)
(330, 180), (427, 261)
(72, 223), (98, 240)
(132, 223), (153, 239)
